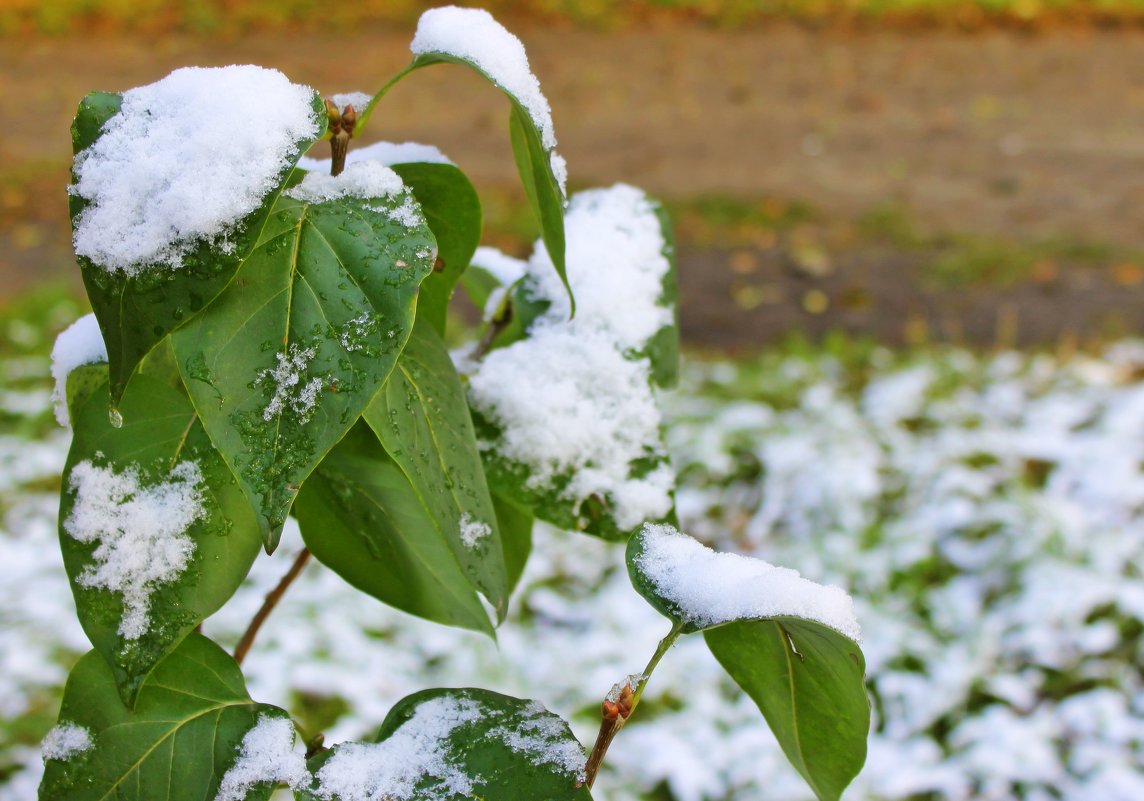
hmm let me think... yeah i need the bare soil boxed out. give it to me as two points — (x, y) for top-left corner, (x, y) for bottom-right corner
(5, 23), (1144, 347)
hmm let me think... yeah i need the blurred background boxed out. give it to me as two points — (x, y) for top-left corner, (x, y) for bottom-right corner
(3, 2), (1144, 800)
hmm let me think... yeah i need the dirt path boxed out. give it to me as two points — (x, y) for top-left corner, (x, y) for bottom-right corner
(5, 23), (1144, 344)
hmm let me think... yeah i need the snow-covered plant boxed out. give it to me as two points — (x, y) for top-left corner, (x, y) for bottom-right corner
(42, 7), (869, 801)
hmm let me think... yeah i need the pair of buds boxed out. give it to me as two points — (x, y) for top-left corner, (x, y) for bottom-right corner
(325, 100), (358, 177)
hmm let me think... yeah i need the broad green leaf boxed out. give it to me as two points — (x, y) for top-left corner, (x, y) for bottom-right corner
(39, 633), (297, 801)
(364, 318), (509, 621)
(494, 492), (533, 593)
(706, 621), (869, 801)
(643, 201), (679, 388)
(69, 91), (325, 405)
(171, 188), (436, 549)
(390, 162), (482, 335)
(59, 368), (262, 704)
(625, 527), (870, 801)
(294, 424), (496, 635)
(301, 688), (592, 801)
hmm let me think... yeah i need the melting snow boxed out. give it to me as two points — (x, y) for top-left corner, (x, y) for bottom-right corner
(63, 460), (205, 640)
(487, 700), (587, 781)
(459, 513), (491, 549)
(40, 723), (92, 761)
(71, 66), (320, 273)
(214, 715), (309, 801)
(257, 344), (325, 424)
(634, 523), (861, 640)
(49, 314), (106, 428)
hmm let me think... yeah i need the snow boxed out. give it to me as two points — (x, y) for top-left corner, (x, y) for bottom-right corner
(488, 700), (586, 781)
(71, 66), (319, 273)
(49, 313), (106, 428)
(313, 696), (483, 801)
(329, 91), (372, 113)
(286, 160), (406, 204)
(214, 715), (309, 801)
(257, 344), (325, 424)
(459, 513), (491, 549)
(412, 7), (556, 151)
(633, 523), (862, 641)
(383, 194), (425, 229)
(466, 185), (674, 530)
(298, 140), (453, 174)
(63, 460), (205, 640)
(40, 723), (92, 761)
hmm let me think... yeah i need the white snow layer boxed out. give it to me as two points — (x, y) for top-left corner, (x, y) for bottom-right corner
(49, 313), (106, 428)
(71, 65), (320, 273)
(286, 160), (406, 204)
(470, 246), (527, 287)
(298, 140), (453, 174)
(635, 523), (862, 641)
(466, 185), (674, 530)
(313, 696), (483, 800)
(410, 6), (565, 193)
(63, 460), (206, 640)
(214, 715), (309, 801)
(329, 91), (372, 114)
(40, 723), (92, 761)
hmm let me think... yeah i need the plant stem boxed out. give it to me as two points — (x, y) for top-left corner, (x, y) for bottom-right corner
(583, 621), (685, 788)
(234, 547), (312, 666)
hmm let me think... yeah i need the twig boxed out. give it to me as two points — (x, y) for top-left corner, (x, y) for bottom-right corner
(582, 622), (684, 788)
(234, 547), (312, 666)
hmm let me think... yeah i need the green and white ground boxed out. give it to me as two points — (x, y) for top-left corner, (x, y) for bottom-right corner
(3, 289), (1142, 800)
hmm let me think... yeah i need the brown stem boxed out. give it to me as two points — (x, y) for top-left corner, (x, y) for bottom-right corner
(234, 547), (312, 666)
(471, 295), (515, 362)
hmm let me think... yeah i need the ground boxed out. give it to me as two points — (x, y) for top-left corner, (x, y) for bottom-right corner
(4, 22), (1144, 345)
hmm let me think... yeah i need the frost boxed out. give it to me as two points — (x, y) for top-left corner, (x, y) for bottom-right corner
(257, 344), (325, 424)
(64, 460), (206, 640)
(49, 314), (107, 428)
(459, 513), (491, 549)
(286, 160), (406, 204)
(214, 715), (309, 801)
(41, 723), (92, 761)
(412, 7), (557, 150)
(466, 185), (674, 529)
(298, 140), (453, 174)
(71, 66), (320, 273)
(486, 701), (586, 781)
(313, 696), (483, 801)
(634, 523), (862, 641)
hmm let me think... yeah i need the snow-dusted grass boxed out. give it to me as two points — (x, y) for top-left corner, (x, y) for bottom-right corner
(3, 301), (1144, 799)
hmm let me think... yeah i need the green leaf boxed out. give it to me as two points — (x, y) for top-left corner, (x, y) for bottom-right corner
(390, 162), (482, 335)
(59, 368), (262, 704)
(367, 46), (571, 311)
(69, 91), (325, 405)
(39, 633), (297, 801)
(171, 187), (436, 549)
(493, 492), (533, 593)
(294, 424), (496, 635)
(625, 527), (870, 801)
(705, 621), (869, 801)
(364, 318), (509, 620)
(507, 102), (571, 312)
(300, 688), (592, 801)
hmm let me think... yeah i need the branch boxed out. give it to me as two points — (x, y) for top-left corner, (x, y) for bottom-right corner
(234, 547), (312, 666)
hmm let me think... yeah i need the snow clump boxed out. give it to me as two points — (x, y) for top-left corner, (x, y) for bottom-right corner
(40, 724), (93, 761)
(49, 314), (107, 428)
(63, 460), (206, 640)
(214, 715), (310, 801)
(71, 66), (320, 273)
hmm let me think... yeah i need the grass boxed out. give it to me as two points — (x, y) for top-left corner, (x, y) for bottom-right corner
(6, 0), (1144, 36)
